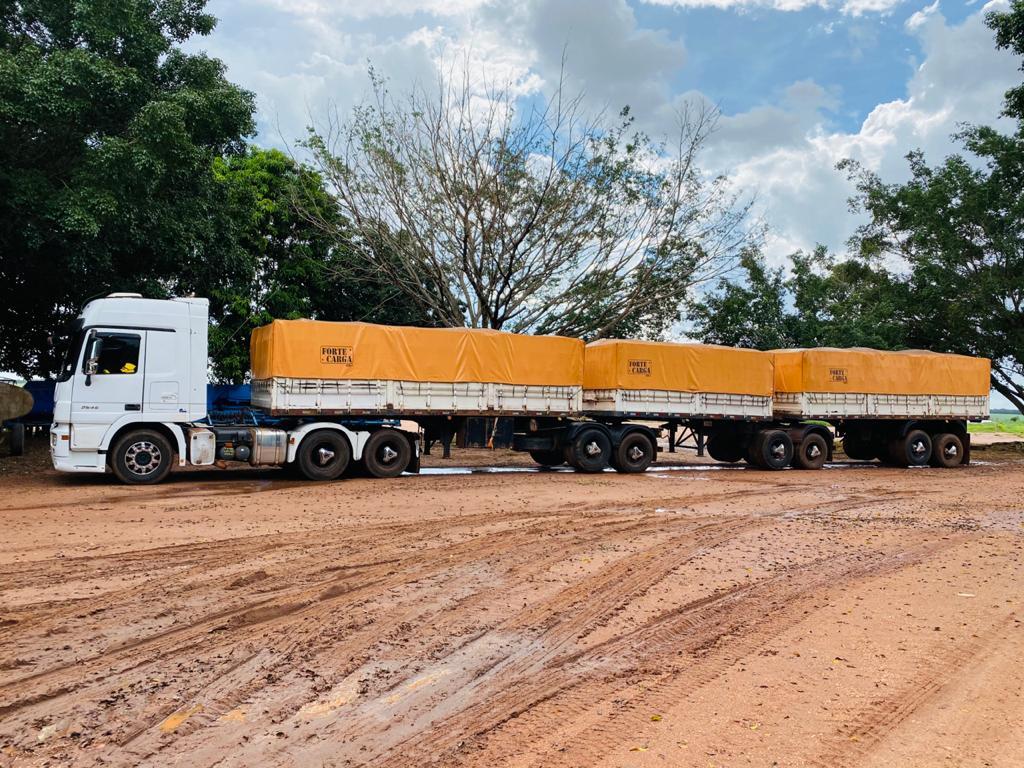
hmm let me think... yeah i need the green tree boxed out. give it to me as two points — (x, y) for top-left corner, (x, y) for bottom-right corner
(207, 148), (438, 383)
(0, 0), (255, 377)
(786, 247), (911, 349)
(304, 66), (761, 338)
(689, 246), (911, 351)
(689, 250), (791, 350)
(841, 0), (1024, 410)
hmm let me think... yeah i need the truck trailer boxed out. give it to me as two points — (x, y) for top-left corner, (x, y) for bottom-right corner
(772, 348), (990, 468)
(48, 294), (991, 484)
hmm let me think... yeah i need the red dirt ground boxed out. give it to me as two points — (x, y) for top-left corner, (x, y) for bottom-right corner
(1, 441), (1022, 767)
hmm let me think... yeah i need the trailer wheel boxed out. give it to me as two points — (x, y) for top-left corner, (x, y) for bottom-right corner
(793, 433), (827, 470)
(296, 429), (351, 481)
(751, 430), (793, 470)
(840, 431), (875, 461)
(363, 429), (411, 478)
(110, 429), (173, 484)
(887, 429), (931, 467)
(566, 428), (611, 473)
(929, 433), (964, 468)
(612, 432), (654, 474)
(9, 422), (25, 456)
(707, 434), (744, 463)
(529, 449), (565, 467)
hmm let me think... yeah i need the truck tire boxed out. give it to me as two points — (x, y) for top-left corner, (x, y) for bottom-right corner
(612, 432), (654, 473)
(529, 449), (565, 467)
(887, 429), (931, 467)
(751, 430), (793, 470)
(840, 431), (875, 461)
(929, 433), (964, 468)
(296, 429), (351, 481)
(363, 429), (411, 478)
(793, 433), (827, 470)
(707, 434), (744, 463)
(566, 428), (611, 473)
(9, 422), (25, 456)
(110, 430), (174, 484)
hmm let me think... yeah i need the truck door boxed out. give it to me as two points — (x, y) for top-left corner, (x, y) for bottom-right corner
(70, 330), (146, 450)
(143, 328), (189, 414)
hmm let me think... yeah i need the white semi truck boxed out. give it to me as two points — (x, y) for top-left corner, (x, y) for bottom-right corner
(49, 294), (428, 484)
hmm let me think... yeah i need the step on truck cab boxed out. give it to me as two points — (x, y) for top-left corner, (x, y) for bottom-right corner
(50, 294), (419, 484)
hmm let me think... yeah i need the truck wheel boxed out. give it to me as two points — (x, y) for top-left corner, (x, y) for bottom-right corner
(111, 430), (173, 484)
(9, 423), (25, 456)
(887, 429), (932, 467)
(566, 428), (611, 473)
(707, 434), (744, 463)
(612, 432), (654, 473)
(752, 430), (793, 470)
(929, 433), (964, 468)
(793, 433), (827, 470)
(529, 449), (565, 467)
(363, 429), (411, 478)
(296, 429), (351, 481)
(840, 431), (875, 461)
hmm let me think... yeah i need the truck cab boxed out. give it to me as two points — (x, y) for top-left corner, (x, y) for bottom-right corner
(50, 294), (209, 475)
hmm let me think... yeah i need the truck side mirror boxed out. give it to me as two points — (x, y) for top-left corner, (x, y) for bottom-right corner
(83, 332), (101, 385)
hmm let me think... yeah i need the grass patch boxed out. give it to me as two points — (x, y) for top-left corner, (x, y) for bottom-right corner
(969, 412), (1024, 434)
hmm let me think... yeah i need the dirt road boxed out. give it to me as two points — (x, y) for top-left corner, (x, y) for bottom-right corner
(1, 446), (1022, 767)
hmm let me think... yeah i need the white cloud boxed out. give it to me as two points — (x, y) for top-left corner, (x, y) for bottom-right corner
(705, 0), (1019, 263)
(905, 0), (939, 30)
(638, 0), (906, 17)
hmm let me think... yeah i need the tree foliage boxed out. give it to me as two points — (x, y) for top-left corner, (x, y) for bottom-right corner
(207, 148), (436, 383)
(688, 250), (790, 349)
(303, 65), (762, 340)
(0, 0), (255, 377)
(690, 246), (910, 351)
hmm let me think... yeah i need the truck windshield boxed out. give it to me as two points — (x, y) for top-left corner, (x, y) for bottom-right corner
(54, 321), (85, 383)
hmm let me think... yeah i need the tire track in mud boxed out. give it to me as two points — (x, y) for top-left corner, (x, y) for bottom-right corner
(112, 515), (773, 765)
(490, 533), (969, 768)
(176, 502), (945, 768)
(807, 613), (1020, 768)
(0, 473), (969, 767)
(360, 531), (969, 768)
(0, 497), (769, 757)
(2, 488), (863, 755)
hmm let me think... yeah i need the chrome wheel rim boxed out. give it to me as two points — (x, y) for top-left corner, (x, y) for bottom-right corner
(125, 441), (161, 475)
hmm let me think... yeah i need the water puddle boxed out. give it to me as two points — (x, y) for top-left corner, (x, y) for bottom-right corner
(415, 460), (968, 476)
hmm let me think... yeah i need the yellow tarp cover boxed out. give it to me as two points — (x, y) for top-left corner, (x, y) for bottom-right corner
(250, 320), (584, 386)
(772, 348), (990, 396)
(583, 339), (774, 397)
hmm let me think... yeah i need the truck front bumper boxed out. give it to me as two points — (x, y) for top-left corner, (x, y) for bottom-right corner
(50, 424), (106, 474)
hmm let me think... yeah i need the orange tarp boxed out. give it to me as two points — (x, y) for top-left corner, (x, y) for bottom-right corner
(772, 348), (990, 396)
(583, 339), (773, 397)
(250, 320), (584, 386)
